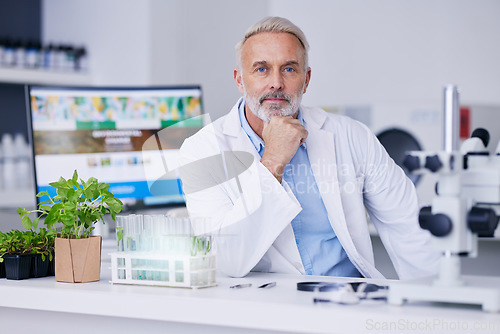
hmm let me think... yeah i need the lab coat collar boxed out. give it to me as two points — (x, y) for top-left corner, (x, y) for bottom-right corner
(222, 97), (245, 138)
(301, 104), (328, 130)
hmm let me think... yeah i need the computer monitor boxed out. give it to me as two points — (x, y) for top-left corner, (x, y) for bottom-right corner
(26, 85), (204, 211)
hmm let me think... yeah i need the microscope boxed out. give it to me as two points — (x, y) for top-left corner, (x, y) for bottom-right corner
(388, 85), (500, 312)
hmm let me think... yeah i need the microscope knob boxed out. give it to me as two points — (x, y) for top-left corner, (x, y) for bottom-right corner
(424, 155), (443, 172)
(419, 206), (453, 237)
(403, 155), (420, 172)
(468, 207), (499, 237)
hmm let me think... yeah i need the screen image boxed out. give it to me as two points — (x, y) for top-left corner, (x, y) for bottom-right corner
(26, 85), (204, 210)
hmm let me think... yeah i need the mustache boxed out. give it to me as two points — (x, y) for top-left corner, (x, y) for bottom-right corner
(258, 91), (292, 104)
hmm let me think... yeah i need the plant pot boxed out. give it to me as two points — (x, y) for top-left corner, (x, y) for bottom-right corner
(4, 254), (34, 280)
(0, 260), (5, 278)
(47, 252), (55, 276)
(31, 254), (50, 278)
(55, 236), (102, 283)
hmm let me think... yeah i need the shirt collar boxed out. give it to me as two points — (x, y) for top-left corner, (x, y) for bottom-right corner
(238, 98), (307, 155)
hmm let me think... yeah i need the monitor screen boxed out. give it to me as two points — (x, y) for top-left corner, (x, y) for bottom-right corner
(26, 85), (204, 211)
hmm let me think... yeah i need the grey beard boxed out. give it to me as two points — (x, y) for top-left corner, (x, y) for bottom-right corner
(247, 90), (302, 123)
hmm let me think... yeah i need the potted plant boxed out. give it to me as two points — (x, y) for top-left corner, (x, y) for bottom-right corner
(0, 231), (5, 278)
(18, 170), (123, 283)
(30, 227), (56, 277)
(0, 221), (56, 279)
(0, 229), (36, 280)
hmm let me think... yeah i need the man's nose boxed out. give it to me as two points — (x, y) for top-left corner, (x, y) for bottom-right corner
(269, 70), (284, 90)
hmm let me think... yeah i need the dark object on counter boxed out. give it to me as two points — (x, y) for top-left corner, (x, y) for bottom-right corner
(230, 283), (252, 289)
(297, 281), (347, 292)
(258, 281), (276, 289)
(31, 254), (50, 278)
(0, 260), (5, 278)
(297, 281), (378, 293)
(4, 254), (33, 280)
(47, 253), (55, 276)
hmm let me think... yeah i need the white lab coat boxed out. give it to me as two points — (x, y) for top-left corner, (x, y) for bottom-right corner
(179, 98), (440, 280)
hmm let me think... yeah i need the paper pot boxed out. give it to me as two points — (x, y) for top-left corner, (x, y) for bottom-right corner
(55, 236), (102, 283)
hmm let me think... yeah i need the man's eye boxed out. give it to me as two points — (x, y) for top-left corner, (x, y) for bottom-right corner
(284, 67), (295, 73)
(257, 67), (266, 73)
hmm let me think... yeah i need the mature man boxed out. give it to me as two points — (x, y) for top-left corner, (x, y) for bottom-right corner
(179, 17), (440, 280)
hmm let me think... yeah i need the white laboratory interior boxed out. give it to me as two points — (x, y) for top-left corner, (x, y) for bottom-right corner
(1, 1), (500, 333)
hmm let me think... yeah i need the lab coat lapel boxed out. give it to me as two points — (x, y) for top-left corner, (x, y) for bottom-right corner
(221, 98), (262, 163)
(220, 99), (305, 273)
(303, 109), (358, 259)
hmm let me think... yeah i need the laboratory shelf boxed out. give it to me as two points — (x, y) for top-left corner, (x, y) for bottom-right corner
(0, 67), (92, 86)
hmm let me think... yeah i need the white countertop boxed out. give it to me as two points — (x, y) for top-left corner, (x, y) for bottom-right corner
(1, 243), (500, 334)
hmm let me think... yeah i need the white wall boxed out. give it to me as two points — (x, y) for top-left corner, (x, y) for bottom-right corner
(42, 0), (500, 120)
(267, 0), (500, 206)
(42, 0), (268, 120)
(150, 0), (270, 120)
(270, 0), (500, 108)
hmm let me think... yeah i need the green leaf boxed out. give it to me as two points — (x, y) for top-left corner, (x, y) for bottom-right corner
(21, 216), (33, 230)
(17, 207), (28, 216)
(64, 201), (76, 212)
(105, 197), (123, 213)
(36, 191), (50, 198)
(33, 217), (40, 230)
(49, 176), (69, 189)
(83, 189), (92, 200)
(51, 202), (63, 211)
(44, 209), (59, 227)
(62, 216), (74, 227)
(98, 182), (110, 191)
(56, 186), (69, 198)
(29, 170), (124, 238)
(67, 179), (77, 188)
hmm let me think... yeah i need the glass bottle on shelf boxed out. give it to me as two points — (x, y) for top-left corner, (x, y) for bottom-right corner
(3, 38), (15, 67)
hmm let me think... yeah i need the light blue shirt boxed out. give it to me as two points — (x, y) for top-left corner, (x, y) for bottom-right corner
(238, 100), (360, 277)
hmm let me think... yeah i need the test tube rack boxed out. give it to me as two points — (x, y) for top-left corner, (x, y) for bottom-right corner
(110, 251), (216, 289)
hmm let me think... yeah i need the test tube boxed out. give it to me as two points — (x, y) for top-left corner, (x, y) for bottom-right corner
(143, 215), (154, 252)
(115, 215), (125, 252)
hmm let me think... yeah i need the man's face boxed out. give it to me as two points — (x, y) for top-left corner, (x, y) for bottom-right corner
(234, 32), (311, 123)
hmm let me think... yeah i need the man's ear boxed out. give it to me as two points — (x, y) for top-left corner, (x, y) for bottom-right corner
(303, 67), (311, 94)
(234, 67), (244, 94)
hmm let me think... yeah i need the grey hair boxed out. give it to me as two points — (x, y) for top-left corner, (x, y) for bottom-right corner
(235, 16), (309, 70)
